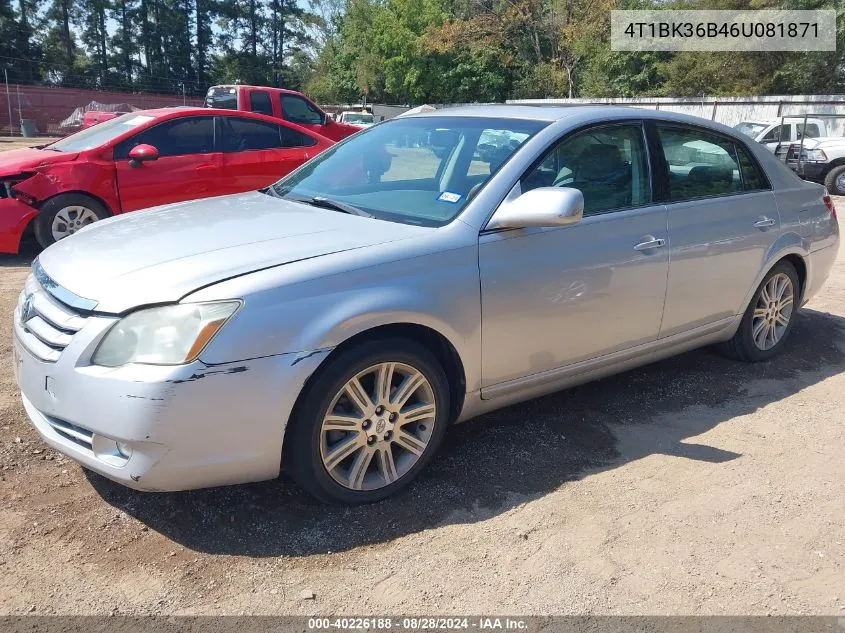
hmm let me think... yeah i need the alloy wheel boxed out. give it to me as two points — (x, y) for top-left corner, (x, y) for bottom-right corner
(751, 272), (794, 351)
(319, 362), (437, 491)
(51, 205), (99, 242)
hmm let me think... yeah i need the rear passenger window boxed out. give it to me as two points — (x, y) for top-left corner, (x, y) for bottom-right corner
(735, 144), (770, 191)
(223, 118), (283, 151)
(222, 117), (318, 151)
(249, 91), (273, 116)
(280, 125), (317, 148)
(658, 128), (742, 201)
(521, 124), (651, 216)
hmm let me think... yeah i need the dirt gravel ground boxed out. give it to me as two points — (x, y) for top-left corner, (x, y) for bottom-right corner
(0, 206), (843, 616)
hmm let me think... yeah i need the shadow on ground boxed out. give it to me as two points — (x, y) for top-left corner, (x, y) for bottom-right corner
(89, 308), (845, 557)
(0, 243), (39, 267)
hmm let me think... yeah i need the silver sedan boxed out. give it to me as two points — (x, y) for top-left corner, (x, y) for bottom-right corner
(13, 106), (839, 503)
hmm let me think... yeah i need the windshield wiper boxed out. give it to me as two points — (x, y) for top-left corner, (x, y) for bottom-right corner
(287, 195), (375, 219)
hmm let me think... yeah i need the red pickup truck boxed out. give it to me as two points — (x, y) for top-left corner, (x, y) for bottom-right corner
(205, 85), (360, 142)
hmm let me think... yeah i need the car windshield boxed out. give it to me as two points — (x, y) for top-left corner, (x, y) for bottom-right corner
(734, 122), (768, 138)
(47, 113), (156, 152)
(269, 116), (547, 227)
(344, 113), (374, 124)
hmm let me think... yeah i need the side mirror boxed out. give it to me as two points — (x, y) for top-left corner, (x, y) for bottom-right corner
(128, 144), (159, 168)
(487, 186), (584, 230)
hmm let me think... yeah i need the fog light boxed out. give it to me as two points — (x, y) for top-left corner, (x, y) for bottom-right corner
(116, 441), (132, 458)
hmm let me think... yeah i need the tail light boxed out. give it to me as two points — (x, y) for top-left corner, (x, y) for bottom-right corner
(823, 192), (837, 220)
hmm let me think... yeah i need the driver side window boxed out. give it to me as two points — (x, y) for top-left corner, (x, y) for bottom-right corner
(521, 124), (651, 216)
(114, 116), (216, 159)
(281, 95), (323, 125)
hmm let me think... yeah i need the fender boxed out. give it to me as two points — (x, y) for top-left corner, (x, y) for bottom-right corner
(190, 245), (483, 393)
(13, 161), (120, 214)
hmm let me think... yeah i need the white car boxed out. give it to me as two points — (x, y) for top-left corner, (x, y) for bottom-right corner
(338, 112), (375, 128)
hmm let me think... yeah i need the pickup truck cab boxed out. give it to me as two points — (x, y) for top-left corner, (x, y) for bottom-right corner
(205, 85), (360, 142)
(734, 118), (826, 153)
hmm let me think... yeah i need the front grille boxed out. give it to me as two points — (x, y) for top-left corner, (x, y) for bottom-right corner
(14, 273), (88, 362)
(44, 415), (93, 451)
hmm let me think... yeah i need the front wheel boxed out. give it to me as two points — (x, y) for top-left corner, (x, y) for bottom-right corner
(34, 193), (110, 248)
(286, 339), (450, 504)
(718, 260), (799, 362)
(823, 165), (845, 195)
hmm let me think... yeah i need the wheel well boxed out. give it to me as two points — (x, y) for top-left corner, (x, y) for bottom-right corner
(17, 190), (114, 252)
(297, 323), (467, 425)
(780, 254), (806, 300)
(39, 190), (113, 215)
(829, 158), (845, 169)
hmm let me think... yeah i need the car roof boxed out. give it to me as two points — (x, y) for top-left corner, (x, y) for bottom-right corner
(407, 104), (741, 129)
(113, 107), (333, 144)
(208, 84), (306, 97)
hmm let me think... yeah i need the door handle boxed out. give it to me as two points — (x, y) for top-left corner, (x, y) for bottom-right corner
(633, 237), (666, 251)
(753, 217), (776, 228)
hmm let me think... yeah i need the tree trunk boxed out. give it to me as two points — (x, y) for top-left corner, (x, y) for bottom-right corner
(121, 0), (132, 82)
(251, 0), (258, 57)
(60, 0), (74, 67)
(195, 0), (206, 89)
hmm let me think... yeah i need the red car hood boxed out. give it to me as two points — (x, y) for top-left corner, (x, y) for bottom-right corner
(0, 148), (78, 177)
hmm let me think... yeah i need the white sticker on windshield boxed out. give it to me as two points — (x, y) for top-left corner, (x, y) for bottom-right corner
(125, 115), (155, 126)
(438, 191), (462, 203)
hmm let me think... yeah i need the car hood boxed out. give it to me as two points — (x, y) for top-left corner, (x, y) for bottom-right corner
(37, 191), (429, 314)
(795, 137), (845, 149)
(0, 148), (78, 177)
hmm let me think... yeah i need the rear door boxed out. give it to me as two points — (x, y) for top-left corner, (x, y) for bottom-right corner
(217, 115), (320, 194)
(655, 124), (779, 338)
(114, 115), (224, 212)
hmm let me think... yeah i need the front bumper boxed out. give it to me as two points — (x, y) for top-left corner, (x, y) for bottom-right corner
(787, 161), (828, 182)
(0, 197), (38, 254)
(14, 331), (329, 492)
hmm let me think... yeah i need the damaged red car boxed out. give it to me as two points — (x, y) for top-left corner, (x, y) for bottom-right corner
(0, 107), (333, 252)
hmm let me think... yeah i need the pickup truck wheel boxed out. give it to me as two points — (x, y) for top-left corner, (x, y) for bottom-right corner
(34, 193), (110, 248)
(823, 165), (845, 195)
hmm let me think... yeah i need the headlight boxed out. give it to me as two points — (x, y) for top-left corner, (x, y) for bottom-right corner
(92, 301), (240, 367)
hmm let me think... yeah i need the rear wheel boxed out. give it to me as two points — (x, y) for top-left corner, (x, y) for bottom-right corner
(718, 260), (799, 362)
(823, 165), (845, 195)
(34, 193), (110, 248)
(286, 338), (450, 504)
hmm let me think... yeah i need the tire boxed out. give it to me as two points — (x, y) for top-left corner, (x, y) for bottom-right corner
(34, 193), (110, 249)
(718, 260), (800, 362)
(823, 165), (845, 195)
(286, 338), (450, 504)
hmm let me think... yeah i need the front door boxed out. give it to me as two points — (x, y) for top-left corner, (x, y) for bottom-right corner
(654, 125), (780, 338)
(114, 115), (224, 212)
(479, 123), (669, 388)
